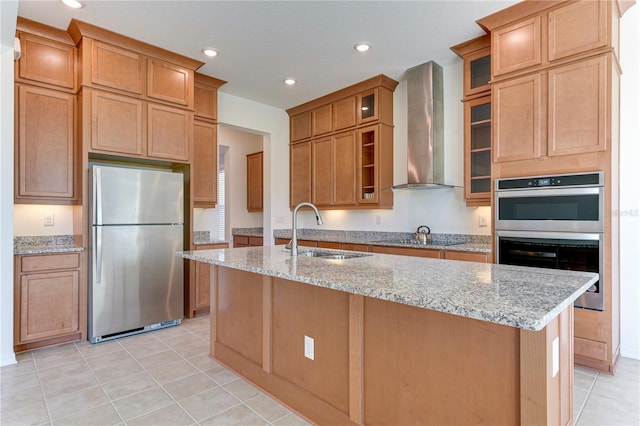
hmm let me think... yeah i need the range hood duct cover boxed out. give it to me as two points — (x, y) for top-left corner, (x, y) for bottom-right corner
(393, 61), (451, 190)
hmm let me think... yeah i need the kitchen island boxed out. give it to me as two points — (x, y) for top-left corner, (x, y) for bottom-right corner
(179, 246), (597, 425)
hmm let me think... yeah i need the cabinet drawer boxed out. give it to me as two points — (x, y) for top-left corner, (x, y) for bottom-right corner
(443, 251), (489, 263)
(575, 336), (608, 362)
(234, 236), (249, 247)
(249, 237), (264, 246)
(21, 253), (80, 272)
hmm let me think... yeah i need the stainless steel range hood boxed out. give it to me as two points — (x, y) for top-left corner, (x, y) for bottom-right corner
(392, 61), (452, 190)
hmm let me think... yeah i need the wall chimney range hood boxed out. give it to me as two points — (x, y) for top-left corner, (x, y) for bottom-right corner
(392, 61), (452, 190)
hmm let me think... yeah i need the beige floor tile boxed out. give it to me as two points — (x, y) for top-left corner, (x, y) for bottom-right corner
(0, 383), (44, 410)
(111, 386), (174, 421)
(34, 349), (84, 371)
(191, 329), (211, 341)
(162, 372), (218, 401)
(146, 359), (199, 384)
(117, 332), (159, 347)
(41, 369), (98, 399)
(52, 401), (122, 426)
(244, 393), (291, 423)
(136, 349), (183, 370)
(171, 340), (210, 359)
(0, 357), (35, 378)
(272, 412), (313, 426)
(38, 360), (92, 383)
(179, 387), (241, 422)
(100, 371), (157, 400)
(31, 342), (77, 359)
(77, 340), (122, 358)
(92, 359), (145, 384)
(199, 404), (269, 426)
(152, 325), (189, 340)
(0, 398), (50, 426)
(46, 385), (108, 420)
(185, 354), (220, 371)
(222, 378), (263, 402)
(84, 349), (134, 370)
(119, 339), (169, 359)
(574, 368), (598, 391)
(203, 364), (240, 385)
(160, 333), (199, 349)
(127, 403), (195, 426)
(0, 369), (40, 393)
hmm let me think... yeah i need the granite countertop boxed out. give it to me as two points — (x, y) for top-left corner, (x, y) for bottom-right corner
(178, 246), (597, 331)
(14, 235), (84, 255)
(193, 231), (229, 246)
(273, 229), (492, 253)
(231, 227), (264, 238)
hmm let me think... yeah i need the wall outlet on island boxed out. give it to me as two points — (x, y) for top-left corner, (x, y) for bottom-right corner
(304, 335), (314, 360)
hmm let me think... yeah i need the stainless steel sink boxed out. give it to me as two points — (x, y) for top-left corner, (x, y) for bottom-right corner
(296, 250), (372, 259)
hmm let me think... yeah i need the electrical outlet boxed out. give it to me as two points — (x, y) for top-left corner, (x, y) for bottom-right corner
(478, 214), (488, 228)
(304, 335), (314, 360)
(375, 215), (382, 225)
(44, 212), (55, 227)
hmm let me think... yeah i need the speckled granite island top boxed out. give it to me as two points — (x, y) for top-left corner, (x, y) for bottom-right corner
(178, 246), (597, 331)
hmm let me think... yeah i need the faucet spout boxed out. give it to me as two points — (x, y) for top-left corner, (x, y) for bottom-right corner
(291, 202), (323, 256)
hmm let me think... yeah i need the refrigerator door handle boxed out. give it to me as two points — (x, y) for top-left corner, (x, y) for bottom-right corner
(95, 226), (102, 284)
(94, 167), (103, 225)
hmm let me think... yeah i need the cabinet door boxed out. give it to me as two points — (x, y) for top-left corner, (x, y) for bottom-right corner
(548, 55), (607, 156)
(89, 89), (144, 156)
(247, 151), (263, 212)
(291, 111), (312, 142)
(193, 121), (217, 207)
(357, 125), (379, 204)
(19, 270), (79, 343)
(290, 141), (312, 207)
(334, 131), (357, 205)
(194, 80), (217, 120)
(312, 104), (333, 136)
(147, 59), (193, 107)
(147, 103), (192, 161)
(333, 97), (357, 131)
(91, 41), (143, 94)
(548, 0), (607, 62)
(18, 33), (75, 90)
(493, 73), (543, 162)
(312, 137), (334, 206)
(16, 85), (75, 200)
(492, 16), (541, 77)
(464, 97), (491, 205)
(358, 89), (379, 124)
(464, 48), (492, 98)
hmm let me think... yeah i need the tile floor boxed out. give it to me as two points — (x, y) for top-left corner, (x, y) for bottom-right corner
(1, 314), (638, 426)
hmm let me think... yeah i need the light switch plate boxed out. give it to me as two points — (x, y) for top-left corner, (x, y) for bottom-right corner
(304, 335), (314, 360)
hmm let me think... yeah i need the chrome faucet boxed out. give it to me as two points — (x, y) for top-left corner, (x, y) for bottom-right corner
(290, 202), (323, 256)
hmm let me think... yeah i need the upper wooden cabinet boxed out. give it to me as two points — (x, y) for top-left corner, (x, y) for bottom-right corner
(451, 34), (492, 100)
(287, 75), (397, 209)
(147, 59), (193, 106)
(247, 151), (264, 212)
(15, 84), (77, 203)
(479, 0), (620, 80)
(192, 121), (218, 208)
(89, 40), (144, 94)
(15, 31), (76, 91)
(147, 103), (192, 161)
(194, 73), (226, 121)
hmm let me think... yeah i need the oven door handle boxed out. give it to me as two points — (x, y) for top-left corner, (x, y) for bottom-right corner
(508, 249), (557, 259)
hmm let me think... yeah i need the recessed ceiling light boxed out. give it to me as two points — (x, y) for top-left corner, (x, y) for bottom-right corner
(201, 48), (218, 58)
(61, 0), (84, 8)
(354, 42), (371, 53)
(284, 78), (297, 86)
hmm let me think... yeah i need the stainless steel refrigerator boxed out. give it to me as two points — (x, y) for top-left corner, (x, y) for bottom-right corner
(89, 164), (184, 343)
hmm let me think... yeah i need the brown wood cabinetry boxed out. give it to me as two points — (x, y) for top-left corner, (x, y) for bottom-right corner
(16, 31), (76, 91)
(443, 250), (490, 263)
(312, 132), (356, 207)
(192, 121), (218, 207)
(88, 40), (144, 94)
(187, 242), (228, 317)
(233, 235), (264, 248)
(14, 253), (83, 352)
(247, 151), (264, 212)
(194, 73), (226, 121)
(147, 103), (192, 161)
(15, 85), (77, 203)
(478, 0), (628, 373)
(147, 59), (193, 106)
(287, 75), (397, 210)
(290, 141), (312, 206)
(370, 245), (442, 259)
(451, 34), (492, 206)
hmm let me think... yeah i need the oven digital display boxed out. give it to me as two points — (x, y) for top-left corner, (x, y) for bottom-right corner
(537, 178), (551, 186)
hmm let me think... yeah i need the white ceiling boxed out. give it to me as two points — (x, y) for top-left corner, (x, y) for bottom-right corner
(17, 0), (517, 110)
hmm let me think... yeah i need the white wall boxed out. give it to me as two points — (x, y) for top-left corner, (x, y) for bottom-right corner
(13, 205), (75, 236)
(1, 0), (18, 366)
(619, 5), (639, 360)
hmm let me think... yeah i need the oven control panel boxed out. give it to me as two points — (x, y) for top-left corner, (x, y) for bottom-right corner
(496, 172), (603, 190)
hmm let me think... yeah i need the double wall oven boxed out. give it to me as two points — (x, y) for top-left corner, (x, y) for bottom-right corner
(495, 172), (604, 311)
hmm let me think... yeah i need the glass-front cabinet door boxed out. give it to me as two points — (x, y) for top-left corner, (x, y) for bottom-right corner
(358, 89), (378, 124)
(464, 96), (491, 205)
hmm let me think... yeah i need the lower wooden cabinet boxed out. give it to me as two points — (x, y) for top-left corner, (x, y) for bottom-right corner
(14, 253), (83, 352)
(370, 245), (442, 258)
(188, 243), (229, 317)
(233, 235), (264, 248)
(443, 250), (490, 263)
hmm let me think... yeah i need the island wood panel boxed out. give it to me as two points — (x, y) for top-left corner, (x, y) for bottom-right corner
(208, 266), (575, 425)
(272, 278), (350, 414)
(363, 297), (520, 425)
(216, 267), (263, 365)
